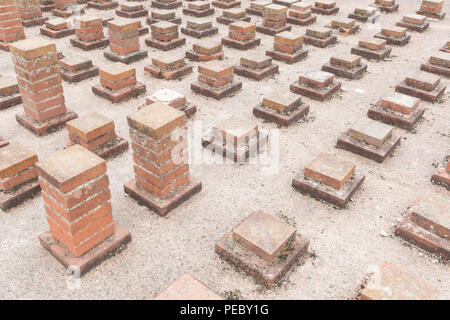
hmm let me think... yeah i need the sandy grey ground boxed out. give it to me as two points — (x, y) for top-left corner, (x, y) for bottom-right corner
(0, 0), (448, 300)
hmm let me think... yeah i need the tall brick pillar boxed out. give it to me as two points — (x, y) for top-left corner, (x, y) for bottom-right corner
(10, 38), (78, 136)
(0, 0), (26, 51)
(124, 103), (202, 216)
(16, 0), (48, 27)
(37, 145), (131, 275)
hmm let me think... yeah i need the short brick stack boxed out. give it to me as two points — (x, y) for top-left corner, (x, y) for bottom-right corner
(368, 92), (425, 130)
(287, 3), (317, 26)
(234, 54), (279, 81)
(92, 62), (146, 103)
(146, 88), (197, 117)
(311, 0), (339, 15)
(40, 18), (75, 38)
(292, 152), (365, 208)
(303, 26), (337, 48)
(183, 1), (215, 17)
(0, 75), (22, 109)
(348, 7), (378, 23)
(52, 0), (80, 17)
(151, 0), (181, 10)
(146, 21), (186, 51)
(59, 55), (99, 82)
(145, 56), (192, 80)
(0, 142), (40, 211)
(266, 31), (308, 64)
(245, 0), (270, 17)
(16, 0), (47, 27)
(417, 0), (445, 20)
(70, 16), (109, 51)
(330, 18), (359, 35)
(66, 112), (129, 159)
(221, 21), (261, 50)
(396, 14), (430, 32)
(421, 52), (450, 77)
(37, 145), (131, 275)
(395, 71), (446, 103)
(290, 70), (341, 101)
(0, 0), (26, 51)
(321, 53), (367, 79)
(40, 0), (55, 12)
(87, 0), (118, 10)
(217, 8), (251, 25)
(147, 9), (181, 25)
(253, 92), (309, 126)
(351, 38), (391, 61)
(104, 18), (147, 64)
(374, 26), (411, 46)
(116, 1), (148, 18)
(186, 40), (224, 62)
(124, 103), (202, 216)
(212, 0), (240, 9)
(10, 38), (78, 136)
(181, 19), (218, 39)
(371, 0), (398, 13)
(257, 4), (291, 35)
(191, 62), (242, 100)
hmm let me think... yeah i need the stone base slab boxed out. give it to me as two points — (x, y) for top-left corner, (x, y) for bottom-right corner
(60, 66), (99, 83)
(115, 9), (148, 18)
(145, 37), (186, 51)
(336, 130), (401, 163)
(39, 223), (131, 275)
(182, 8), (215, 17)
(321, 63), (367, 79)
(0, 93), (22, 110)
(351, 46), (391, 61)
(367, 104), (425, 131)
(16, 110), (78, 136)
(292, 172), (365, 208)
(124, 178), (202, 216)
(70, 38), (109, 51)
(221, 37), (261, 50)
(0, 179), (40, 211)
(186, 50), (224, 62)
(92, 82), (146, 103)
(303, 35), (337, 48)
(40, 27), (75, 38)
(396, 21), (430, 33)
(215, 232), (309, 288)
(181, 27), (218, 39)
(234, 63), (279, 81)
(253, 103), (309, 126)
(374, 33), (411, 46)
(395, 81), (446, 103)
(216, 15), (250, 25)
(191, 80), (242, 100)
(290, 81), (341, 101)
(287, 15), (317, 26)
(256, 24), (291, 36)
(266, 48), (308, 64)
(103, 49), (148, 64)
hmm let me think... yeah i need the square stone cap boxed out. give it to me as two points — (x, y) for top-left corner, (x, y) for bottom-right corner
(74, 15), (103, 27)
(411, 196), (449, 235)
(423, 0), (443, 5)
(349, 118), (393, 147)
(307, 26), (331, 34)
(331, 53), (361, 64)
(264, 3), (288, 12)
(66, 112), (115, 141)
(361, 262), (439, 300)
(9, 38), (56, 60)
(151, 20), (177, 30)
(47, 18), (69, 26)
(127, 103), (186, 140)
(302, 70), (334, 82)
(292, 3), (311, 11)
(213, 117), (258, 142)
(263, 91), (302, 112)
(0, 142), (38, 179)
(232, 210), (296, 263)
(198, 61), (233, 78)
(224, 8), (245, 14)
(59, 54), (90, 67)
(147, 89), (185, 104)
(155, 274), (223, 300)
(359, 37), (386, 46)
(381, 92), (419, 109)
(99, 62), (135, 82)
(36, 145), (106, 192)
(240, 53), (271, 65)
(107, 17), (140, 31)
(194, 39), (221, 50)
(404, 13), (426, 20)
(305, 152), (356, 184)
(0, 75), (18, 91)
(406, 71), (440, 88)
(276, 31), (302, 41)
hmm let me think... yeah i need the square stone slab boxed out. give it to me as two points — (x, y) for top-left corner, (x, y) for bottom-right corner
(240, 54), (272, 70)
(9, 37), (56, 60)
(262, 92), (302, 113)
(358, 38), (386, 51)
(429, 52), (450, 68)
(146, 89), (186, 108)
(67, 112), (114, 141)
(193, 40), (222, 55)
(213, 117), (258, 145)
(298, 71), (334, 88)
(410, 197), (449, 239)
(379, 92), (420, 115)
(0, 75), (19, 97)
(304, 152), (355, 190)
(330, 53), (361, 69)
(99, 62), (135, 82)
(198, 61), (233, 79)
(360, 262), (439, 300)
(405, 72), (440, 91)
(127, 103), (186, 140)
(348, 118), (393, 148)
(251, 0), (272, 11)
(155, 274), (223, 300)
(36, 145), (106, 193)
(0, 143), (38, 179)
(232, 211), (296, 263)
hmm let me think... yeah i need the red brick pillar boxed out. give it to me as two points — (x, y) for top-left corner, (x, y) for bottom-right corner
(10, 38), (78, 136)
(52, 0), (77, 17)
(0, 0), (26, 51)
(37, 145), (131, 274)
(124, 103), (201, 216)
(16, 0), (47, 27)
(70, 15), (109, 50)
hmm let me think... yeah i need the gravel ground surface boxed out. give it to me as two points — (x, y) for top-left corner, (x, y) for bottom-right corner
(0, 0), (448, 300)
